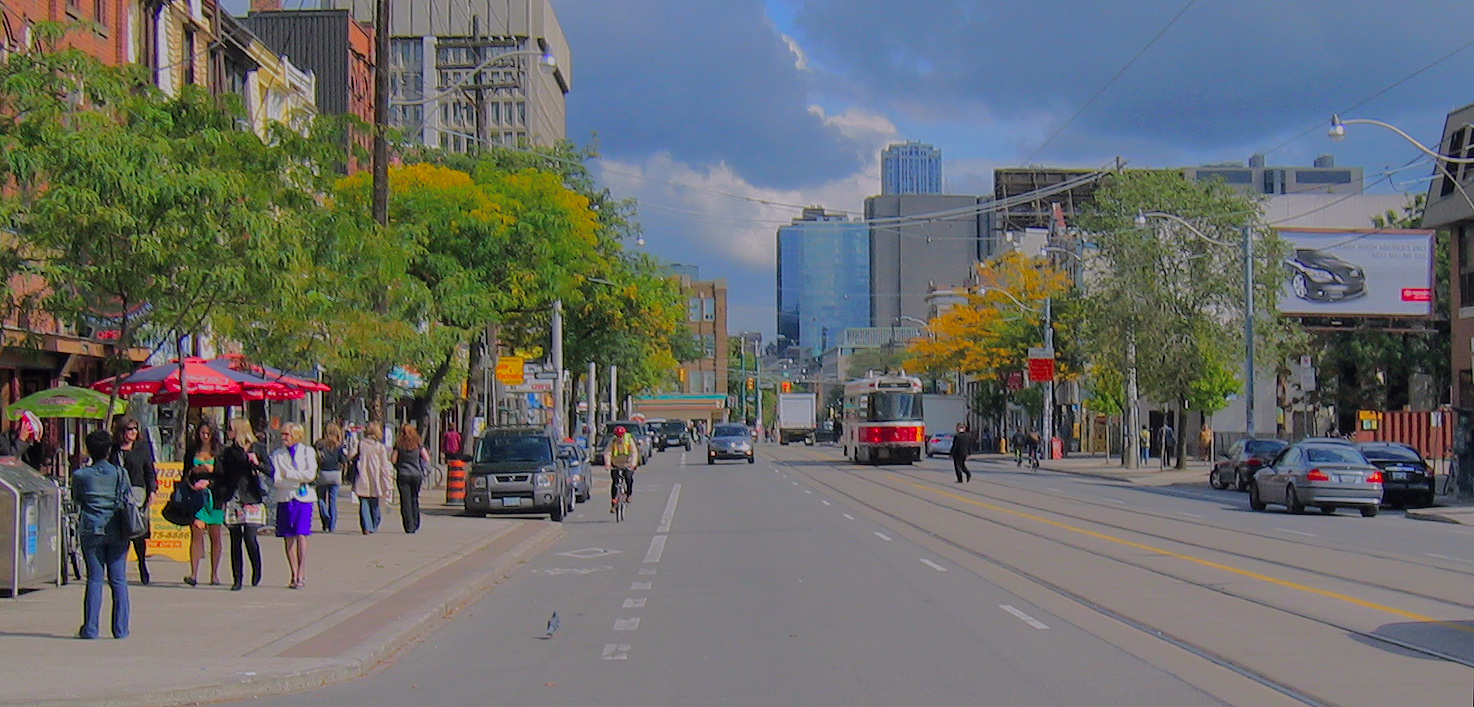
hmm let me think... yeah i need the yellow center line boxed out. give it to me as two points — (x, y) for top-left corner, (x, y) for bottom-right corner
(891, 475), (1467, 628)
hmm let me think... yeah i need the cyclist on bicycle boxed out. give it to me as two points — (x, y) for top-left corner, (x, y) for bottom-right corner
(1025, 431), (1042, 468)
(605, 425), (640, 514)
(1011, 430), (1027, 467)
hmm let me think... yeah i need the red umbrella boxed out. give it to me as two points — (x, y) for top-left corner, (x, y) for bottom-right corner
(92, 357), (270, 398)
(208, 354), (331, 393)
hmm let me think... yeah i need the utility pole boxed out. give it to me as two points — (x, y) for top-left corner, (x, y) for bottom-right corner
(587, 361), (597, 450)
(371, 0), (391, 226)
(1125, 335), (1139, 470)
(1043, 296), (1054, 460)
(1243, 225), (1256, 438)
(609, 365), (618, 420)
(551, 300), (564, 440)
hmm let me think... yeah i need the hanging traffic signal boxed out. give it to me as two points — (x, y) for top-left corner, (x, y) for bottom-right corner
(780, 381), (792, 393)
(746, 377), (755, 391)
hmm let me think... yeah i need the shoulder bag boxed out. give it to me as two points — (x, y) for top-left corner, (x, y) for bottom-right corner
(161, 476), (206, 527)
(115, 468), (149, 540)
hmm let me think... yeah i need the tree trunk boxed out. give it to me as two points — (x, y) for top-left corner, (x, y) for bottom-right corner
(460, 324), (495, 455)
(410, 349), (455, 433)
(1175, 399), (1188, 470)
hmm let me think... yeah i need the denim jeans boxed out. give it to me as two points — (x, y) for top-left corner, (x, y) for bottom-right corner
(359, 497), (381, 533)
(316, 484), (339, 533)
(80, 536), (129, 639)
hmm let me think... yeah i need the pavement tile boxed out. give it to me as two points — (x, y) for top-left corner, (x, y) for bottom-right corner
(0, 495), (563, 706)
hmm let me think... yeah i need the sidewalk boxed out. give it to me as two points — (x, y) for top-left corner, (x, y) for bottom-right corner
(979, 452), (1211, 487)
(0, 496), (563, 706)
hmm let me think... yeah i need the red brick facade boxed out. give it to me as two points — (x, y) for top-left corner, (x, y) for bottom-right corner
(0, 0), (128, 64)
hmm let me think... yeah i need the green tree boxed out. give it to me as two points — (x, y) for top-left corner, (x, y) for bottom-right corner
(1077, 170), (1296, 468)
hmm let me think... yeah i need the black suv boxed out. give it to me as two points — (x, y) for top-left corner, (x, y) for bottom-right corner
(655, 420), (691, 451)
(465, 427), (572, 522)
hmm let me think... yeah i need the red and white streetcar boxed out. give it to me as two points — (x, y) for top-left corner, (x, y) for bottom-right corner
(841, 374), (925, 464)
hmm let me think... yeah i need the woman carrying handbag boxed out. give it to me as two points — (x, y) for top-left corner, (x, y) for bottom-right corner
(219, 418), (269, 591)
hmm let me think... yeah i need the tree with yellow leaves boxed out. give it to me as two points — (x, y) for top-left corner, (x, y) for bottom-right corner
(908, 251), (1072, 431)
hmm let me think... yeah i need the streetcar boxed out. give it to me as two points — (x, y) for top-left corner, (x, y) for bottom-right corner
(841, 374), (925, 464)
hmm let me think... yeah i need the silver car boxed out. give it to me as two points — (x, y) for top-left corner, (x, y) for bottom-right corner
(1249, 441), (1383, 517)
(707, 423), (754, 464)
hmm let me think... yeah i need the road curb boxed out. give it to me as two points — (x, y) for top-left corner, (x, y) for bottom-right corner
(22, 521), (565, 707)
(1404, 509), (1464, 525)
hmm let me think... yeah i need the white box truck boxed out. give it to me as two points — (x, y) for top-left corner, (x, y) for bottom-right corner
(776, 392), (818, 445)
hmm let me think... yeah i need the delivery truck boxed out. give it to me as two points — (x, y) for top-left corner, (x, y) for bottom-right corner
(777, 392), (818, 445)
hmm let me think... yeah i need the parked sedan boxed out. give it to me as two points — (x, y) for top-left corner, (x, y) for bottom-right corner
(1249, 441), (1383, 517)
(707, 423), (755, 464)
(1355, 442), (1434, 508)
(559, 443), (591, 503)
(1210, 438), (1289, 491)
(925, 433), (954, 458)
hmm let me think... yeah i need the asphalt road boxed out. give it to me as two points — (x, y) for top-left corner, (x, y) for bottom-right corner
(239, 444), (1474, 706)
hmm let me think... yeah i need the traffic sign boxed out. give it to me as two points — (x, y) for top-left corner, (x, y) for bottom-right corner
(496, 357), (525, 385)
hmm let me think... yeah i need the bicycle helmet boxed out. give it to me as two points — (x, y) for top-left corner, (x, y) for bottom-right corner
(614, 426), (627, 435)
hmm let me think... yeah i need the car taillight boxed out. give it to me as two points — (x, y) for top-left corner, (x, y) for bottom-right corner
(1246, 457), (1262, 467)
(1366, 470), (1383, 483)
(1306, 468), (1329, 481)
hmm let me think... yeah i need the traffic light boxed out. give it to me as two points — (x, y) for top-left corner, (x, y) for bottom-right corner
(746, 377), (755, 391)
(780, 381), (791, 393)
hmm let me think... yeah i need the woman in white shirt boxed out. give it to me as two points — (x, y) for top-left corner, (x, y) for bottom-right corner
(270, 423), (317, 589)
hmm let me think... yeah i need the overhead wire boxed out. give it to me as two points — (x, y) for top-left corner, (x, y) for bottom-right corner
(1022, 0), (1200, 164)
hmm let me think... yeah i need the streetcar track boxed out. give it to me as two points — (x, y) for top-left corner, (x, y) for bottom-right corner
(871, 463), (1474, 615)
(765, 450), (1474, 706)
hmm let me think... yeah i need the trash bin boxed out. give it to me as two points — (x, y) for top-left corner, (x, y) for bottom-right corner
(1, 460), (62, 597)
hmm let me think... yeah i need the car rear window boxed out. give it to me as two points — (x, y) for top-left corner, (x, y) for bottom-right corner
(1304, 446), (1366, 464)
(714, 425), (748, 437)
(476, 436), (553, 464)
(661, 422), (685, 434)
(1245, 440), (1287, 455)
(1357, 446), (1420, 462)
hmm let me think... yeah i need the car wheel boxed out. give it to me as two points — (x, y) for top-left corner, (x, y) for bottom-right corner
(1292, 273), (1310, 299)
(1210, 468), (1228, 490)
(1248, 482), (1266, 511)
(1360, 505), (1379, 518)
(1421, 491), (1436, 508)
(747, 455), (755, 464)
(1234, 470), (1249, 492)
(707, 457), (714, 465)
(1319, 505), (1335, 515)
(1286, 485), (1304, 514)
(550, 495), (566, 522)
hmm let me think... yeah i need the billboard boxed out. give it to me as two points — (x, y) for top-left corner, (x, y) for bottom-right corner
(1273, 229), (1434, 318)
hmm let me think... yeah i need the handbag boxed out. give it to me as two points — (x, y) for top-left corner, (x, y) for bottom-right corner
(162, 479), (206, 527)
(115, 472), (148, 540)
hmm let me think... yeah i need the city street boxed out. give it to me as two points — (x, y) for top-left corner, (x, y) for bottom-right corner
(232, 443), (1474, 706)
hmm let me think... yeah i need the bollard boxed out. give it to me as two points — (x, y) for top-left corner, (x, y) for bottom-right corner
(446, 458), (468, 505)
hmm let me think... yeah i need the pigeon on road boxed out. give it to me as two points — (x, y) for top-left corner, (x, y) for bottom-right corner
(546, 611), (560, 637)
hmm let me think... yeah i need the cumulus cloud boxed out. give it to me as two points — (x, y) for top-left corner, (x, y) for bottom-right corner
(792, 0), (1474, 161)
(554, 0), (868, 190)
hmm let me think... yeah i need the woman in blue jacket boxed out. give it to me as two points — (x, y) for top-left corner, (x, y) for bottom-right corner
(72, 430), (131, 639)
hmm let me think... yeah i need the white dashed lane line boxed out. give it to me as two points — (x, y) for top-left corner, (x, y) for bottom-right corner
(821, 500), (831, 506)
(631, 582), (652, 591)
(1001, 605), (1050, 630)
(1275, 528), (1315, 538)
(843, 514), (855, 520)
(873, 532), (893, 542)
(920, 559), (947, 572)
(1174, 511), (1203, 518)
(602, 644), (631, 660)
(613, 618), (641, 631)
(804, 490), (812, 494)
(644, 536), (668, 563)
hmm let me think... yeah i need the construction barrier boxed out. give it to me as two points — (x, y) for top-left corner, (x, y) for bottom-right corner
(445, 458), (467, 505)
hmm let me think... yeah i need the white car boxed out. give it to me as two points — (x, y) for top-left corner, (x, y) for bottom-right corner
(926, 433), (954, 458)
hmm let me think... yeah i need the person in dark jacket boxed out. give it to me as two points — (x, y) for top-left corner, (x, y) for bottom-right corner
(110, 415), (157, 585)
(951, 424), (976, 483)
(390, 424), (430, 534)
(72, 430), (130, 639)
(219, 418), (269, 591)
(313, 423), (347, 533)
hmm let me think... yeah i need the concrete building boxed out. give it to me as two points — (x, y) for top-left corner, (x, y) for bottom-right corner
(993, 167), (1112, 246)
(676, 276), (728, 398)
(327, 0), (569, 152)
(1423, 102), (1474, 407)
(1184, 154), (1362, 195)
(818, 327), (920, 383)
(777, 208), (870, 356)
(866, 194), (991, 328)
(882, 141), (942, 195)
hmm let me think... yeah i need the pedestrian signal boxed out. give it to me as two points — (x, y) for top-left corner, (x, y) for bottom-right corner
(780, 381), (791, 393)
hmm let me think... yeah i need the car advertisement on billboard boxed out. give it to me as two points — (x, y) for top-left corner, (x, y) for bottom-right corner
(1274, 228), (1434, 318)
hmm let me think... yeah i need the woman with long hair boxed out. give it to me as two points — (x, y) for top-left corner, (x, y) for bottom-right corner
(110, 415), (156, 585)
(270, 423), (316, 589)
(390, 424), (430, 534)
(182, 421), (224, 586)
(219, 418), (269, 591)
(313, 423), (346, 533)
(352, 423), (395, 534)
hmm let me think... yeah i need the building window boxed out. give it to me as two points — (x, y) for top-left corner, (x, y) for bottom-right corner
(1294, 170), (1352, 185)
(1461, 225), (1474, 309)
(1445, 129), (1468, 197)
(183, 28), (196, 86)
(702, 298), (716, 321)
(94, 0), (105, 22)
(687, 297), (701, 322)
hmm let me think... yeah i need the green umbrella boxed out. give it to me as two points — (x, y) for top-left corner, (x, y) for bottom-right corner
(7, 385), (128, 420)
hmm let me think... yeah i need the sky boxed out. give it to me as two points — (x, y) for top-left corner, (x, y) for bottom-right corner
(227, 1), (1474, 339)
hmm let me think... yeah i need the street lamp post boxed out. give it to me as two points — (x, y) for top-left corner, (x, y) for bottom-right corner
(1135, 211), (1253, 453)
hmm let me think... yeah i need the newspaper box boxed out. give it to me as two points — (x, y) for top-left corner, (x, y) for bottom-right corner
(1, 459), (62, 597)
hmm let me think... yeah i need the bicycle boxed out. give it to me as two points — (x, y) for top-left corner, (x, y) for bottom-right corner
(1028, 446), (1041, 472)
(611, 471), (629, 523)
(58, 492), (82, 585)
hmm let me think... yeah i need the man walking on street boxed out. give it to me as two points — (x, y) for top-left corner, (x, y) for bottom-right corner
(1161, 422), (1176, 468)
(951, 424), (975, 483)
